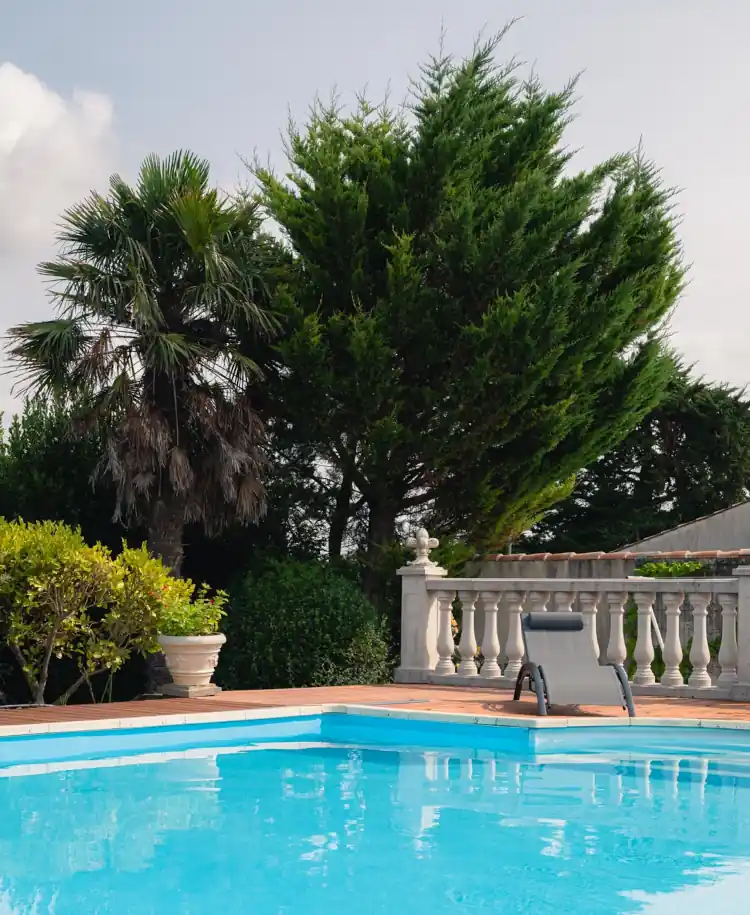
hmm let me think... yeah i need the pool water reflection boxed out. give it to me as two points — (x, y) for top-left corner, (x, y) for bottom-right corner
(1, 739), (750, 913)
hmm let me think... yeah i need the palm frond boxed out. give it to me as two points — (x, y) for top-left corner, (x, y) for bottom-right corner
(6, 320), (90, 396)
(55, 192), (120, 259)
(170, 188), (231, 254)
(142, 332), (207, 374)
(137, 150), (211, 208)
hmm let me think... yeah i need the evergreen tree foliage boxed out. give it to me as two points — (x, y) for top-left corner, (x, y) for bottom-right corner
(256, 33), (685, 597)
(525, 369), (750, 552)
(0, 399), (126, 551)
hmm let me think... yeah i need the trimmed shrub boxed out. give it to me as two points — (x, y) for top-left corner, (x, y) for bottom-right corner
(0, 520), (135, 704)
(218, 558), (391, 690)
(633, 560), (708, 578)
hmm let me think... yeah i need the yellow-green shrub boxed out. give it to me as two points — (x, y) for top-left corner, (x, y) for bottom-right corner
(0, 521), (222, 705)
(116, 545), (227, 637)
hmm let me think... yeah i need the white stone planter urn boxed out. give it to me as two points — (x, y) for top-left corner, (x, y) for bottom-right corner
(157, 633), (226, 698)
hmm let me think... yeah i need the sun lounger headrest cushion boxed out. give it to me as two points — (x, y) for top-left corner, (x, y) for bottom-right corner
(524, 611), (584, 632)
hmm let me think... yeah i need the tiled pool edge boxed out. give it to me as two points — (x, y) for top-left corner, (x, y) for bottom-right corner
(3, 702), (750, 740)
(338, 704), (750, 731)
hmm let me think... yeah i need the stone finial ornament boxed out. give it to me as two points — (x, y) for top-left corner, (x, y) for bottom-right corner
(406, 528), (439, 566)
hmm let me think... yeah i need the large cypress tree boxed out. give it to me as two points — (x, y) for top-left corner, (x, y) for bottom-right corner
(256, 33), (685, 599)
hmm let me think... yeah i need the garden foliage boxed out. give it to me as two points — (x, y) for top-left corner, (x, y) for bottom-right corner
(0, 520), (220, 704)
(218, 558), (391, 690)
(257, 31), (685, 604)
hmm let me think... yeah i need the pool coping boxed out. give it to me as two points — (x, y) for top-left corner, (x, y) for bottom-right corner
(3, 703), (750, 739)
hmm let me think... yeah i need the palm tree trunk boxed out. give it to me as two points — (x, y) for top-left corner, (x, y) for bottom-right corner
(148, 495), (185, 576)
(146, 495), (186, 693)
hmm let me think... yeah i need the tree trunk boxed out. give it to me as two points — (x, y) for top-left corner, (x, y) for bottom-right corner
(148, 495), (185, 576)
(146, 495), (186, 693)
(362, 498), (398, 609)
(328, 469), (354, 559)
(8, 643), (41, 705)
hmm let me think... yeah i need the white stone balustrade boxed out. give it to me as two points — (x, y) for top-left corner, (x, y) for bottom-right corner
(395, 533), (750, 699)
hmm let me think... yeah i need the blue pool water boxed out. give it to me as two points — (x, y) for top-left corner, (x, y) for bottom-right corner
(1, 715), (750, 914)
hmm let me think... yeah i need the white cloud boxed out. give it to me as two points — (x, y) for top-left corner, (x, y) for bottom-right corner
(0, 62), (117, 415)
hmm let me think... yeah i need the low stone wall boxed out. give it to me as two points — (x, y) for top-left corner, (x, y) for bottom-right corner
(473, 557), (637, 580)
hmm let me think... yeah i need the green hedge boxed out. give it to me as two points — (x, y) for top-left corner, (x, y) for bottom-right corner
(218, 559), (391, 690)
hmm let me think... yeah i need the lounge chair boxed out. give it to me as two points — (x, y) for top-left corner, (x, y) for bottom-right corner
(512, 611), (636, 717)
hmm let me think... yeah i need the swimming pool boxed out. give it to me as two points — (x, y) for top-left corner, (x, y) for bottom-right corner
(1, 709), (750, 914)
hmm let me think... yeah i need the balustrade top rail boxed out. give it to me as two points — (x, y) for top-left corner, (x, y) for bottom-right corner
(425, 577), (739, 594)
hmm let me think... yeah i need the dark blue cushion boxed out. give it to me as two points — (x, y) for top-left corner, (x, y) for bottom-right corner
(524, 611), (584, 632)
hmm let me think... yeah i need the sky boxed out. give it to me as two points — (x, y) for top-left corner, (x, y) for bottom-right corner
(0, 0), (748, 415)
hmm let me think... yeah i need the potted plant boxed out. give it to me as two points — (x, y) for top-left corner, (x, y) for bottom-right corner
(157, 583), (228, 697)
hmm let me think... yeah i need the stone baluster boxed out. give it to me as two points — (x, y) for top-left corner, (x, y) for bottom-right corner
(553, 591), (575, 613)
(503, 591), (526, 680)
(457, 590), (479, 676)
(660, 591), (685, 688)
(479, 591), (502, 679)
(435, 591), (457, 676)
(605, 591), (628, 668)
(633, 592), (657, 686)
(688, 593), (712, 688)
(579, 592), (599, 656)
(527, 591), (550, 614)
(735, 568), (750, 686)
(717, 592), (739, 686)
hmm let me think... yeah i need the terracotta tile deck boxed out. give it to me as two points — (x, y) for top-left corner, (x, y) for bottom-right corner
(1, 684), (750, 728)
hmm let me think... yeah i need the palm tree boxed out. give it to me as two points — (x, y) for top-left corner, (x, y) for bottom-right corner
(7, 151), (277, 574)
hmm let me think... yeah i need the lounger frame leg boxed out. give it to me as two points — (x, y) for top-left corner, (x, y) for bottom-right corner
(513, 662), (549, 715)
(611, 664), (636, 717)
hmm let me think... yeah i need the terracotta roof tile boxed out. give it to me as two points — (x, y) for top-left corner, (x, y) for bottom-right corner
(483, 548), (750, 562)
